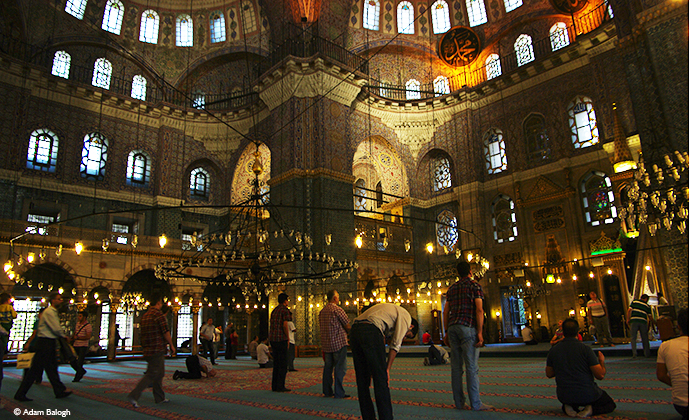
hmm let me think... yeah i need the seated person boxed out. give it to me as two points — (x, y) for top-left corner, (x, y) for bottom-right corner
(522, 323), (539, 345)
(173, 354), (217, 380)
(422, 330), (431, 345)
(257, 337), (273, 368)
(424, 343), (449, 366)
(247, 336), (259, 360)
(546, 318), (616, 418)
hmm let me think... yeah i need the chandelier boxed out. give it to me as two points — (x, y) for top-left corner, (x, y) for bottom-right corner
(155, 152), (358, 297)
(619, 150), (689, 237)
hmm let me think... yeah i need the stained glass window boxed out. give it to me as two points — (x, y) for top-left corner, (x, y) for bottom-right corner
(51, 51), (71, 79)
(436, 209), (458, 251)
(176, 304), (197, 347)
(550, 22), (569, 51)
(241, 0), (257, 33)
(431, 0), (451, 34)
(27, 128), (59, 173)
(492, 194), (518, 243)
(131, 75), (146, 100)
(210, 12), (226, 43)
(433, 156), (452, 191)
(354, 179), (367, 212)
(484, 128), (507, 174)
(397, 1), (415, 34)
(139, 10), (159, 44)
(177, 15), (193, 47)
(466, 0), (488, 27)
(363, 0), (381, 30)
(65, 0), (87, 20)
(102, 0), (124, 35)
(434, 76), (450, 96)
(80, 133), (109, 180)
(515, 34), (534, 66)
(405, 79), (421, 100)
(524, 113), (550, 162)
(126, 150), (150, 186)
(486, 54), (502, 80)
(92, 58), (112, 89)
(190, 167), (210, 199)
(581, 171), (617, 226)
(504, 0), (522, 13)
(569, 96), (599, 148)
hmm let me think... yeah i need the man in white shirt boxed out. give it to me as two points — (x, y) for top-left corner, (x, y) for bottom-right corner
(521, 323), (538, 345)
(199, 318), (216, 365)
(15, 292), (72, 401)
(350, 303), (417, 420)
(657, 308), (688, 420)
(287, 320), (297, 371)
(257, 337), (273, 368)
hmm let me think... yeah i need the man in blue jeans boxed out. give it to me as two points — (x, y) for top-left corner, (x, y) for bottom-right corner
(319, 290), (351, 398)
(443, 261), (493, 411)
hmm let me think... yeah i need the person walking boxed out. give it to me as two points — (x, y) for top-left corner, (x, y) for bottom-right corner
(587, 291), (615, 347)
(350, 303), (416, 420)
(627, 294), (653, 358)
(200, 317), (216, 365)
(319, 290), (351, 398)
(70, 310), (91, 382)
(127, 293), (176, 408)
(443, 261), (493, 411)
(14, 292), (72, 401)
(269, 293), (292, 392)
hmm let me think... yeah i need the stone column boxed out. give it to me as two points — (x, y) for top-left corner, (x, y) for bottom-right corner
(191, 305), (200, 355)
(107, 301), (119, 361)
(170, 305), (180, 350)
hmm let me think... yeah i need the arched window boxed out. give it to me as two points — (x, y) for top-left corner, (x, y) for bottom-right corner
(486, 54), (501, 80)
(581, 171), (617, 226)
(432, 156), (452, 191)
(405, 79), (421, 100)
(503, 0), (522, 13)
(492, 195), (518, 243)
(139, 10), (160, 44)
(550, 22), (570, 51)
(126, 150), (151, 186)
(515, 34), (535, 66)
(27, 128), (59, 173)
(431, 0), (451, 34)
(466, 0), (488, 27)
(433, 76), (450, 96)
(131, 75), (146, 100)
(363, 0), (381, 30)
(192, 93), (206, 109)
(436, 209), (458, 251)
(177, 15), (194, 47)
(484, 128), (507, 174)
(568, 96), (599, 148)
(397, 1), (415, 34)
(376, 182), (384, 208)
(523, 114), (550, 162)
(102, 0), (124, 34)
(241, 0), (257, 33)
(190, 167), (210, 199)
(354, 179), (367, 211)
(92, 58), (112, 89)
(65, 0), (87, 19)
(51, 51), (71, 79)
(210, 12), (226, 43)
(80, 133), (109, 180)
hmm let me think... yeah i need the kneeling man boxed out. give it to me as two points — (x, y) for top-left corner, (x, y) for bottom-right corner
(545, 318), (616, 418)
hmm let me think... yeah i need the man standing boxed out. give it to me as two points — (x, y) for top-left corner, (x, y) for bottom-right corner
(0, 292), (17, 395)
(200, 317), (216, 365)
(269, 292), (292, 392)
(224, 322), (237, 359)
(627, 294), (653, 358)
(127, 293), (176, 407)
(350, 302), (416, 420)
(319, 290), (351, 398)
(546, 318), (616, 417)
(287, 320), (297, 371)
(587, 291), (615, 347)
(443, 261), (493, 411)
(70, 310), (91, 382)
(656, 308), (688, 420)
(15, 292), (71, 401)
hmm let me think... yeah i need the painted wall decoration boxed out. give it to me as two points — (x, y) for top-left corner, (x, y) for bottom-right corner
(231, 143), (271, 205)
(353, 136), (409, 209)
(437, 26), (481, 67)
(548, 0), (588, 14)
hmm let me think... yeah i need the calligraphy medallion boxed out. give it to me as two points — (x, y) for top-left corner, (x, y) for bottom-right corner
(437, 26), (481, 67)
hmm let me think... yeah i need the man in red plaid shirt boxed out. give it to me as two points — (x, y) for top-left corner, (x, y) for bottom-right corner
(127, 293), (176, 408)
(319, 289), (351, 398)
(443, 261), (493, 411)
(269, 292), (292, 392)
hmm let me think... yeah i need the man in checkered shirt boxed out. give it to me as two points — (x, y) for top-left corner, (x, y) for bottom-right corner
(319, 289), (351, 399)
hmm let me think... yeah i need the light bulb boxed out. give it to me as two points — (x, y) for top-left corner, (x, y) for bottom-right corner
(426, 242), (434, 254)
(159, 234), (167, 248)
(75, 241), (83, 255)
(355, 235), (363, 248)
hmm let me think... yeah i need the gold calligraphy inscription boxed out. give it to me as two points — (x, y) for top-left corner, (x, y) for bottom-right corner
(438, 26), (481, 67)
(548, 0), (588, 14)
